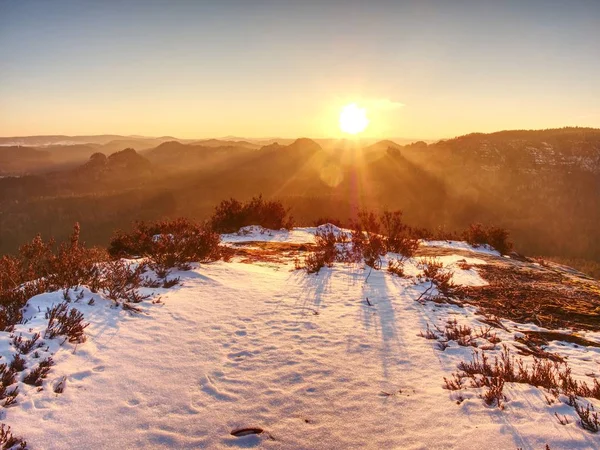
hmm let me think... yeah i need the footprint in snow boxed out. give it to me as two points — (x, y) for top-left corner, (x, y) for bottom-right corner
(200, 374), (236, 402)
(227, 350), (254, 360)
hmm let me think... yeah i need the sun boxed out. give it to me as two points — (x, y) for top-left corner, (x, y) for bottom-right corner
(339, 103), (369, 135)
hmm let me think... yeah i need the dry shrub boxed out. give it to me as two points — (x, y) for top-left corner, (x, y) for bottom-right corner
(22, 357), (54, 386)
(418, 325), (437, 340)
(12, 333), (41, 355)
(108, 220), (162, 257)
(0, 256), (20, 292)
(420, 320), (499, 349)
(379, 211), (419, 257)
(211, 195), (293, 233)
(49, 224), (108, 290)
(109, 218), (224, 275)
(300, 225), (346, 273)
(443, 373), (464, 390)
(45, 302), (88, 343)
(0, 362), (18, 408)
(0, 364), (16, 388)
(0, 424), (26, 449)
(574, 401), (599, 433)
(387, 259), (405, 277)
(443, 320), (475, 347)
(162, 277), (180, 288)
(449, 345), (600, 416)
(482, 376), (506, 407)
(303, 251), (333, 274)
(299, 210), (419, 273)
(8, 355), (25, 373)
(464, 223), (513, 255)
(418, 257), (455, 297)
(148, 222), (222, 274)
(99, 260), (150, 303)
(0, 289), (31, 332)
(18, 224), (108, 291)
(0, 224), (107, 331)
(350, 212), (386, 268)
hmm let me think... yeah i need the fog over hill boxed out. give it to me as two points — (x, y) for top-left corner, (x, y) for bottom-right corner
(1, 128), (599, 276)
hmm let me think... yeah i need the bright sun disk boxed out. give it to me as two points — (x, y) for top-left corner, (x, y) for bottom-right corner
(339, 103), (369, 135)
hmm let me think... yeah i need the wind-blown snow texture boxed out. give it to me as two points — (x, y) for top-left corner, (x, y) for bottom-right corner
(3, 227), (600, 449)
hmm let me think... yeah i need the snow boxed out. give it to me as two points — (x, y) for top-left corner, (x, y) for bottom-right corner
(421, 240), (501, 256)
(222, 226), (317, 245)
(1, 228), (599, 449)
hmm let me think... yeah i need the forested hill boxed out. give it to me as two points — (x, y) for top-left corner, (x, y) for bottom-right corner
(0, 128), (599, 271)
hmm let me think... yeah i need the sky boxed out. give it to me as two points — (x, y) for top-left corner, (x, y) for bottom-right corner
(1, 0), (599, 139)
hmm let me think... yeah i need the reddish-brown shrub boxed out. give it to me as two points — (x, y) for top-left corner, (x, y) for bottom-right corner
(23, 357), (54, 386)
(387, 259), (405, 277)
(0, 424), (26, 449)
(148, 223), (222, 274)
(109, 218), (223, 273)
(483, 376), (506, 407)
(574, 401), (600, 432)
(45, 302), (88, 343)
(464, 223), (513, 255)
(349, 210), (418, 266)
(418, 258), (455, 296)
(100, 260), (150, 303)
(211, 195), (293, 233)
(380, 210), (419, 257)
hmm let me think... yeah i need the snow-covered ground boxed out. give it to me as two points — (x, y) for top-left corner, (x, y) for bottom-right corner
(2, 228), (600, 449)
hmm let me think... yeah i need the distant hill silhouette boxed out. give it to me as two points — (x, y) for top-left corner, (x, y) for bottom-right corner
(1, 127), (600, 269)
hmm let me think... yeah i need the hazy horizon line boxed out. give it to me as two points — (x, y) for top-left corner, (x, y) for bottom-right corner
(1, 125), (599, 144)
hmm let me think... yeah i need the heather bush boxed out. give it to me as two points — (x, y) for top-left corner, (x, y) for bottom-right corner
(447, 345), (600, 419)
(351, 210), (418, 266)
(0, 424), (26, 449)
(11, 333), (41, 355)
(302, 251), (333, 274)
(464, 223), (513, 255)
(109, 217), (196, 258)
(379, 211), (419, 257)
(45, 302), (88, 343)
(482, 376), (506, 407)
(299, 210), (419, 273)
(574, 401), (599, 433)
(387, 259), (405, 277)
(9, 355), (26, 373)
(148, 223), (222, 274)
(23, 357), (54, 387)
(49, 224), (108, 290)
(108, 220), (161, 258)
(108, 218), (224, 274)
(210, 195), (293, 233)
(350, 212), (386, 269)
(418, 257), (455, 297)
(100, 260), (150, 304)
(0, 289), (31, 331)
(0, 224), (107, 330)
(300, 225), (340, 273)
(419, 320), (500, 349)
(17, 224), (107, 291)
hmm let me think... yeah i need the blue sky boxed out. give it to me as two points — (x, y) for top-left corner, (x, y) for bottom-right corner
(1, 0), (599, 138)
